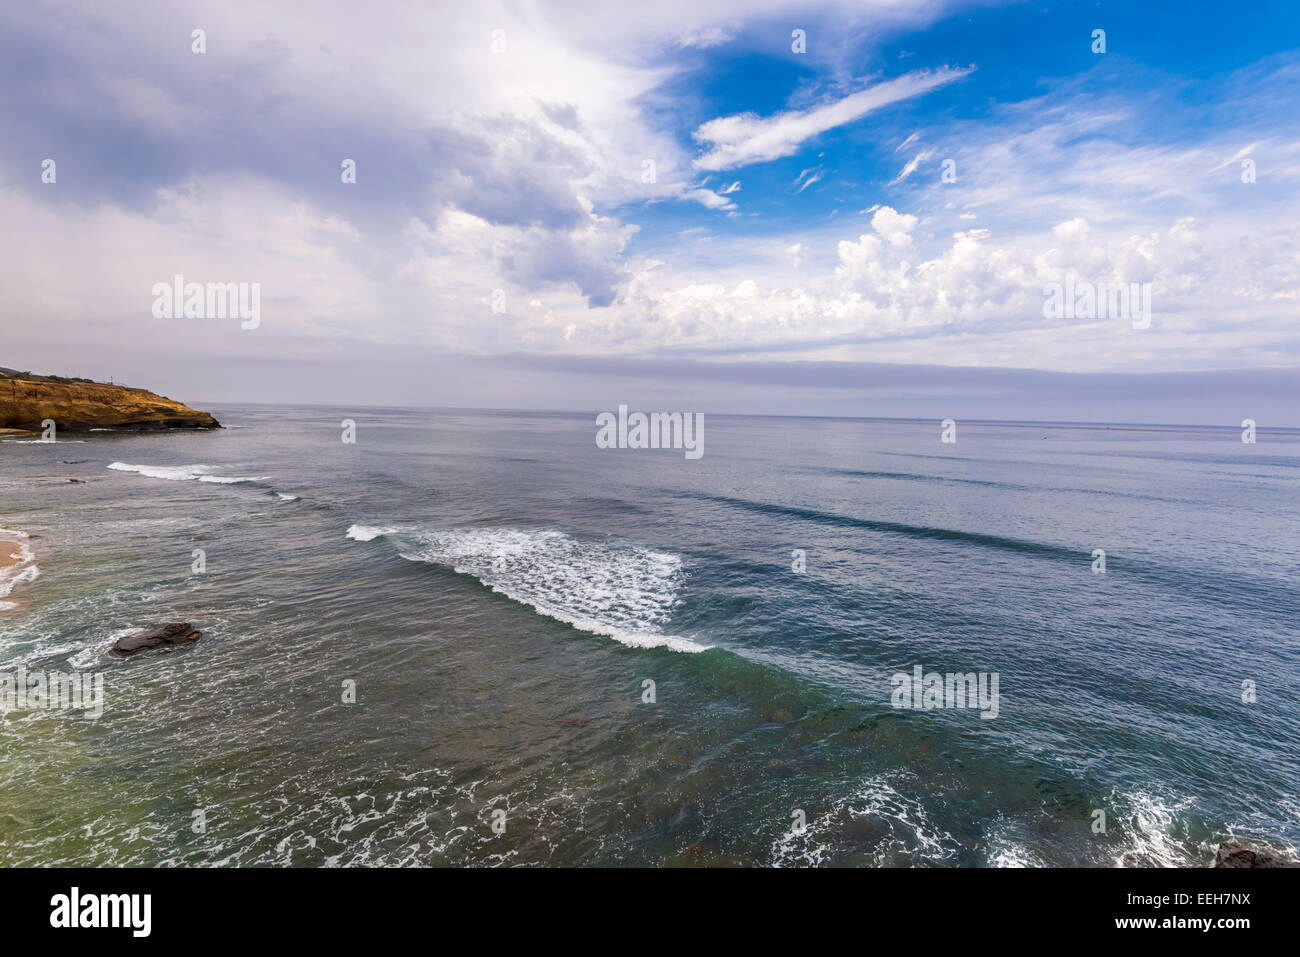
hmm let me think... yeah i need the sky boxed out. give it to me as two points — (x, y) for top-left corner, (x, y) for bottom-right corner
(1, 0), (1298, 423)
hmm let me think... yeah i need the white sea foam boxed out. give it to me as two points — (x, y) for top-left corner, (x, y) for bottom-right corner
(986, 822), (1046, 867)
(346, 524), (705, 652)
(1107, 787), (1201, 867)
(108, 462), (267, 484)
(345, 524), (396, 542)
(771, 773), (960, 867)
(275, 492), (299, 502)
(0, 529), (39, 609)
(61, 627), (138, 669)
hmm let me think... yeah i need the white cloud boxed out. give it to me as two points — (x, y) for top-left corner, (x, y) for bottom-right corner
(1052, 217), (1091, 240)
(896, 132), (920, 152)
(692, 66), (974, 171)
(870, 206), (919, 245)
(677, 26), (732, 48)
(683, 187), (738, 211)
(888, 148), (935, 184)
(1211, 142), (1260, 172)
(530, 204), (1300, 372)
(6, 1), (1300, 389)
(794, 167), (826, 193)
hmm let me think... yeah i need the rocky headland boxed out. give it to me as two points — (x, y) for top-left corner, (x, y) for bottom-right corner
(0, 367), (220, 432)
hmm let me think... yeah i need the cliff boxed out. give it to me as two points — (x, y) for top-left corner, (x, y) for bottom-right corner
(0, 368), (220, 432)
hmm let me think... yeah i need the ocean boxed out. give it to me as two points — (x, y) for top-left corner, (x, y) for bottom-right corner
(1, 405), (1297, 866)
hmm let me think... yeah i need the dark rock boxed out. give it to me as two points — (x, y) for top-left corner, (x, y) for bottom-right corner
(112, 622), (202, 656)
(1215, 840), (1300, 868)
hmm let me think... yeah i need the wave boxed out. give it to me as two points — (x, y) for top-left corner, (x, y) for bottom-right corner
(345, 524), (706, 652)
(831, 468), (1029, 491)
(768, 776), (1202, 867)
(107, 462), (268, 484)
(684, 491), (1082, 561)
(1106, 787), (1206, 867)
(345, 524), (395, 542)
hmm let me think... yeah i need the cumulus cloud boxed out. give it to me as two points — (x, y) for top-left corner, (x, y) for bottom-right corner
(869, 207), (919, 245)
(541, 204), (1300, 372)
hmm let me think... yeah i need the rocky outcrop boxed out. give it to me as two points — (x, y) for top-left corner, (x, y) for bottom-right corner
(1214, 840), (1300, 868)
(111, 622), (202, 656)
(0, 368), (220, 432)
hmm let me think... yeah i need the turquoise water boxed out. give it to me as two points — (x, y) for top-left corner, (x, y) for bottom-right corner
(1, 407), (1297, 866)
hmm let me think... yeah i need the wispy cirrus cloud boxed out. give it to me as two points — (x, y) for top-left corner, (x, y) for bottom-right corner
(692, 66), (973, 171)
(794, 166), (826, 193)
(1210, 142), (1260, 172)
(888, 148), (934, 184)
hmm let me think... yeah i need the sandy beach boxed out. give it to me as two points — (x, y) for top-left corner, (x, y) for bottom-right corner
(0, 543), (24, 572)
(0, 532), (35, 611)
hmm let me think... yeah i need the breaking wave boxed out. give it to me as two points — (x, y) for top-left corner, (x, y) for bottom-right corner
(346, 524), (706, 652)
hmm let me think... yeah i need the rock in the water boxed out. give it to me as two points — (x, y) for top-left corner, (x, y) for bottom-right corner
(112, 622), (202, 656)
(1215, 840), (1300, 868)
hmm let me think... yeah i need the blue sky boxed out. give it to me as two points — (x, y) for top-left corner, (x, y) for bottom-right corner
(1, 0), (1298, 420)
(628, 1), (1296, 248)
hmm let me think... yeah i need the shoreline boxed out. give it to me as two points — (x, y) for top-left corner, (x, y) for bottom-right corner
(0, 529), (37, 612)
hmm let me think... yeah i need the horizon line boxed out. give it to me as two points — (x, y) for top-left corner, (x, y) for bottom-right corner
(191, 400), (1300, 434)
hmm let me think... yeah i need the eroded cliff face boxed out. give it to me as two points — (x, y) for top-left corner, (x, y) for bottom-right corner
(0, 372), (220, 432)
